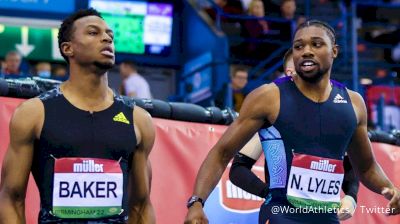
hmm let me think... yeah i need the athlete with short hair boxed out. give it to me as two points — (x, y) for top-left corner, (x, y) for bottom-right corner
(184, 20), (400, 224)
(0, 8), (155, 224)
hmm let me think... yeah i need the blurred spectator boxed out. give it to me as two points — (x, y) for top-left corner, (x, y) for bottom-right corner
(35, 62), (52, 78)
(119, 61), (152, 99)
(281, 0), (296, 20)
(204, 0), (244, 22)
(242, 0), (270, 57)
(52, 64), (68, 81)
(280, 0), (306, 25)
(1, 51), (26, 78)
(215, 66), (248, 112)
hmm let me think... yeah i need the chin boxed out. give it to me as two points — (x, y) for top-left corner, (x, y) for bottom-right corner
(297, 71), (324, 83)
(93, 60), (114, 70)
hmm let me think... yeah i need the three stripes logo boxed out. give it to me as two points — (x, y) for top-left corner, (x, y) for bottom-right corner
(333, 94), (347, 104)
(113, 112), (130, 124)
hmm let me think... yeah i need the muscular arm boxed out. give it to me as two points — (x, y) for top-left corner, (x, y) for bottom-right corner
(128, 106), (155, 224)
(229, 135), (269, 198)
(0, 99), (42, 224)
(192, 84), (279, 202)
(347, 91), (394, 194)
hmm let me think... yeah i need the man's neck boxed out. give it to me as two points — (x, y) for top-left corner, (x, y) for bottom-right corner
(62, 64), (113, 112)
(294, 74), (332, 103)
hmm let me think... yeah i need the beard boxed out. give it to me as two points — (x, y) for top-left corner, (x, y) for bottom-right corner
(93, 60), (114, 72)
(296, 66), (328, 83)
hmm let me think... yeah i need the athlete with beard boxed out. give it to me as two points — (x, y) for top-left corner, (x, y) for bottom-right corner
(185, 20), (400, 224)
(0, 9), (155, 224)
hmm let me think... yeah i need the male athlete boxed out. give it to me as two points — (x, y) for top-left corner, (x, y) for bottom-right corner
(185, 20), (400, 224)
(229, 49), (359, 221)
(0, 9), (155, 223)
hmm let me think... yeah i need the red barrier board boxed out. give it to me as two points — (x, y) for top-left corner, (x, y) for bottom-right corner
(1, 97), (400, 223)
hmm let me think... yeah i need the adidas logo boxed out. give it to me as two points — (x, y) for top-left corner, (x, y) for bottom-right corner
(333, 94), (347, 104)
(113, 112), (130, 124)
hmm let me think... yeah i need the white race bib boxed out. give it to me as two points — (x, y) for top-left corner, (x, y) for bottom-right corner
(52, 158), (123, 219)
(287, 153), (344, 209)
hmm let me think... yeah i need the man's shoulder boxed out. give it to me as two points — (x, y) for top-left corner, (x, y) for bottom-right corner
(11, 97), (44, 133)
(248, 82), (279, 100)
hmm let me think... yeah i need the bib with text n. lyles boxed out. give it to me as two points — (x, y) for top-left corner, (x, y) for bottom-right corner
(52, 157), (123, 219)
(287, 153), (344, 209)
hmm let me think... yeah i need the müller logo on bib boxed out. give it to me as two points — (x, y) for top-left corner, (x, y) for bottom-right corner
(52, 157), (123, 219)
(73, 160), (104, 173)
(219, 163), (265, 213)
(310, 159), (337, 173)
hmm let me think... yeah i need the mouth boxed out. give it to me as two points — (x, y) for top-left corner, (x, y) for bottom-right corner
(299, 60), (318, 72)
(101, 46), (114, 58)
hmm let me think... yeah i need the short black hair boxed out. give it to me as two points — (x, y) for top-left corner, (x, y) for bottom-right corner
(294, 19), (336, 45)
(58, 8), (103, 63)
(283, 48), (293, 70)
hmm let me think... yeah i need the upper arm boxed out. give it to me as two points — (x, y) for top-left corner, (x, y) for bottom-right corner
(129, 106), (155, 202)
(215, 84), (279, 162)
(0, 98), (43, 200)
(346, 90), (374, 174)
(238, 134), (263, 161)
(134, 106), (155, 157)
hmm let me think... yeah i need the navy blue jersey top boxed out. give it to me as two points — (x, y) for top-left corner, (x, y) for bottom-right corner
(33, 88), (137, 223)
(259, 76), (357, 197)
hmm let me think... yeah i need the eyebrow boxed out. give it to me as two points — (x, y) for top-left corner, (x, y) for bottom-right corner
(293, 37), (326, 43)
(86, 25), (114, 34)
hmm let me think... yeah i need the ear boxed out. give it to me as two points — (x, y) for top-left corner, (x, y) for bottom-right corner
(332, 44), (339, 59)
(61, 42), (73, 58)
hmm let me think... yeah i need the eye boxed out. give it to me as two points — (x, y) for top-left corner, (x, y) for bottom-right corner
(88, 30), (98, 36)
(293, 44), (303, 50)
(313, 41), (323, 47)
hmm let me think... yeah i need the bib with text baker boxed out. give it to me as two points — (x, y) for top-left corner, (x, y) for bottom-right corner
(286, 153), (344, 209)
(52, 157), (123, 219)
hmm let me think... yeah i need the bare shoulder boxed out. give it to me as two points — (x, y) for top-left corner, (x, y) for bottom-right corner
(133, 105), (155, 153)
(133, 105), (153, 126)
(247, 83), (279, 100)
(10, 98), (44, 140)
(239, 83), (280, 125)
(347, 89), (367, 125)
(347, 90), (365, 107)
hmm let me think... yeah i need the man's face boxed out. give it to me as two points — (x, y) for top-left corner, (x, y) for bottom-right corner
(250, 0), (265, 17)
(36, 63), (51, 72)
(5, 54), (21, 73)
(281, 0), (296, 18)
(65, 15), (115, 70)
(232, 70), (248, 90)
(292, 26), (337, 83)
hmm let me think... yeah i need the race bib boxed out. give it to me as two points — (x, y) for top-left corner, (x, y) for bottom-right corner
(286, 153), (344, 209)
(52, 157), (123, 219)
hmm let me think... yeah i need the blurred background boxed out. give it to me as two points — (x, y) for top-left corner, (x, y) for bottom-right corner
(0, 0), (398, 131)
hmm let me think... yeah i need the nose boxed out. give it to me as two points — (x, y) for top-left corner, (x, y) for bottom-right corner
(102, 32), (112, 43)
(302, 45), (314, 58)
